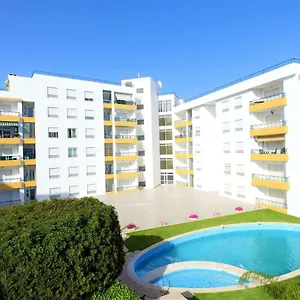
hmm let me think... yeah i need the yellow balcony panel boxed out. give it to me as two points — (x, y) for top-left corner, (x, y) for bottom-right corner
(106, 191), (115, 195)
(115, 137), (138, 144)
(250, 96), (287, 113)
(189, 170), (194, 175)
(256, 135), (285, 142)
(115, 155), (138, 161)
(104, 138), (113, 144)
(252, 176), (289, 191)
(105, 174), (114, 179)
(103, 103), (112, 109)
(24, 181), (36, 188)
(251, 154), (288, 162)
(24, 159), (36, 166)
(23, 117), (35, 123)
(0, 96), (22, 102)
(176, 168), (189, 175)
(256, 202), (287, 214)
(116, 188), (139, 194)
(116, 172), (139, 179)
(176, 183), (189, 188)
(175, 153), (193, 159)
(114, 103), (137, 111)
(250, 126), (288, 137)
(23, 138), (36, 144)
(175, 136), (192, 143)
(0, 181), (22, 190)
(188, 137), (192, 142)
(0, 159), (21, 167)
(104, 120), (113, 126)
(104, 156), (114, 161)
(175, 121), (188, 128)
(114, 121), (137, 127)
(187, 120), (192, 126)
(0, 115), (20, 122)
(0, 138), (21, 144)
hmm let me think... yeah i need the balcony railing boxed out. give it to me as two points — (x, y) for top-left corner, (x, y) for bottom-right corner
(0, 155), (21, 161)
(0, 111), (20, 116)
(117, 185), (138, 191)
(176, 166), (188, 170)
(24, 175), (35, 182)
(177, 181), (188, 186)
(103, 99), (112, 104)
(256, 197), (287, 209)
(0, 133), (20, 138)
(104, 116), (112, 121)
(175, 151), (188, 154)
(105, 170), (114, 175)
(0, 199), (21, 207)
(115, 117), (137, 122)
(104, 134), (112, 138)
(115, 152), (137, 156)
(251, 148), (287, 155)
(175, 134), (192, 138)
(0, 177), (22, 183)
(252, 173), (289, 182)
(175, 119), (187, 124)
(250, 93), (285, 105)
(116, 169), (138, 174)
(250, 120), (287, 130)
(114, 99), (135, 105)
(115, 135), (137, 139)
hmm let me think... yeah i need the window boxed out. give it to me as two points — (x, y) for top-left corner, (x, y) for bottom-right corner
(195, 127), (200, 136)
(159, 100), (172, 112)
(23, 123), (35, 138)
(222, 100), (229, 112)
(138, 135), (145, 140)
(48, 107), (59, 118)
(50, 187), (60, 198)
(224, 164), (231, 175)
(86, 147), (95, 157)
(85, 128), (95, 138)
(161, 172), (174, 184)
(237, 186), (246, 198)
(136, 88), (144, 93)
(224, 184), (231, 196)
(67, 108), (77, 118)
(49, 167), (60, 179)
(235, 96), (242, 109)
(87, 165), (96, 175)
(137, 119), (144, 125)
(160, 158), (173, 169)
(137, 104), (144, 110)
(48, 127), (59, 138)
(160, 143), (173, 155)
(69, 185), (79, 197)
(235, 119), (243, 131)
(67, 128), (77, 138)
(139, 166), (146, 171)
(67, 89), (76, 100)
(49, 147), (59, 158)
(47, 87), (58, 98)
(85, 110), (94, 120)
(125, 81), (133, 87)
(105, 144), (113, 156)
(68, 147), (78, 158)
(223, 142), (230, 153)
(235, 142), (244, 153)
(69, 166), (79, 177)
(159, 115), (172, 126)
(159, 129), (172, 140)
(139, 181), (146, 187)
(222, 122), (230, 133)
(138, 150), (145, 156)
(87, 183), (96, 194)
(84, 91), (94, 102)
(236, 164), (245, 176)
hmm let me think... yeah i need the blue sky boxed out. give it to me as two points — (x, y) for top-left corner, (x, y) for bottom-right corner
(1, 0), (300, 99)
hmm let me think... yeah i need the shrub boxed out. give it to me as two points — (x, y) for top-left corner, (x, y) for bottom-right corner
(91, 281), (140, 300)
(0, 197), (125, 299)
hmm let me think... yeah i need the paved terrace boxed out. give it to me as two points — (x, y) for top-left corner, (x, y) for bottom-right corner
(98, 186), (255, 230)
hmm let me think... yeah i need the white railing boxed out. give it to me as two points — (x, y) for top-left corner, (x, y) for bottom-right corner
(117, 185), (138, 191)
(252, 173), (289, 182)
(256, 197), (287, 209)
(250, 120), (286, 130)
(251, 148), (287, 154)
(250, 92), (285, 105)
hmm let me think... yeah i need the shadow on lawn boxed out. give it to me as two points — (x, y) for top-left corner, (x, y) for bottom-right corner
(124, 234), (164, 252)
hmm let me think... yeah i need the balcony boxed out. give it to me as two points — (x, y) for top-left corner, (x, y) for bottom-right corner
(0, 177), (22, 190)
(105, 170), (114, 179)
(175, 134), (192, 143)
(0, 199), (21, 207)
(249, 93), (287, 113)
(115, 152), (138, 161)
(250, 120), (288, 140)
(0, 155), (21, 167)
(116, 185), (139, 193)
(104, 115), (113, 126)
(104, 134), (113, 144)
(114, 117), (137, 127)
(116, 169), (139, 179)
(24, 173), (36, 187)
(251, 148), (288, 162)
(114, 135), (138, 144)
(252, 173), (289, 191)
(104, 154), (114, 161)
(114, 99), (136, 111)
(0, 111), (20, 122)
(24, 147), (36, 165)
(103, 99), (112, 109)
(175, 151), (193, 159)
(175, 120), (192, 128)
(176, 180), (189, 188)
(176, 166), (189, 175)
(256, 197), (287, 214)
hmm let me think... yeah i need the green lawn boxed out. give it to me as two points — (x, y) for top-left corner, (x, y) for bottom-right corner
(124, 209), (300, 300)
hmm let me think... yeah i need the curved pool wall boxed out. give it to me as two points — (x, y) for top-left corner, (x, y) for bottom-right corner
(127, 223), (300, 293)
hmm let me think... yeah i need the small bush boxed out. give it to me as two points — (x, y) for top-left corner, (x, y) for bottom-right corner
(0, 197), (125, 299)
(91, 281), (140, 300)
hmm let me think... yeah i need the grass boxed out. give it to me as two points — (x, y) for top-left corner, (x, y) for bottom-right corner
(124, 209), (300, 300)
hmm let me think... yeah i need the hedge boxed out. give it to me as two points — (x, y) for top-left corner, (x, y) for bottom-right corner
(0, 197), (125, 299)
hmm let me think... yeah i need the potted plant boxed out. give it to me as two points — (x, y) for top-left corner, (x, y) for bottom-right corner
(126, 223), (136, 231)
(189, 214), (198, 221)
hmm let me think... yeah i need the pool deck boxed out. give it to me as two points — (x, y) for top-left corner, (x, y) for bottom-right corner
(98, 185), (255, 230)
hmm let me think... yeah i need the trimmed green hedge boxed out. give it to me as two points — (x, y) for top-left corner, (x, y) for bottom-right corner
(92, 281), (140, 300)
(0, 197), (125, 299)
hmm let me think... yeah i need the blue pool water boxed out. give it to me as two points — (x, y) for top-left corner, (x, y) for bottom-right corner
(151, 268), (244, 288)
(134, 224), (300, 278)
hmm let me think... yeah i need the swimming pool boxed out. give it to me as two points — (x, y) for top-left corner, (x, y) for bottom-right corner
(129, 223), (300, 289)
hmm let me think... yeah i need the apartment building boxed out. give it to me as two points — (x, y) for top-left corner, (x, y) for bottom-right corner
(0, 72), (161, 204)
(174, 58), (300, 217)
